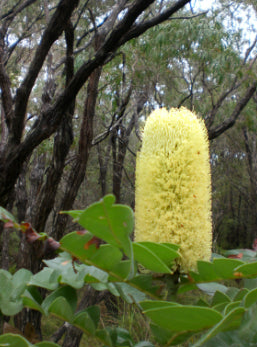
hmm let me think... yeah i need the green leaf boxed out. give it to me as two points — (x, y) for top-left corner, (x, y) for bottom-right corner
(48, 297), (73, 322)
(140, 301), (180, 311)
(0, 300), (23, 316)
(197, 282), (228, 296)
(224, 301), (241, 315)
(235, 262), (257, 278)
(244, 288), (257, 308)
(29, 268), (59, 290)
(213, 258), (244, 278)
(233, 288), (249, 301)
(0, 207), (17, 223)
(22, 290), (45, 315)
(109, 260), (132, 280)
(95, 329), (113, 346)
(63, 195), (136, 279)
(224, 249), (257, 262)
(213, 302), (228, 313)
(86, 305), (100, 328)
(115, 282), (146, 303)
(134, 341), (155, 347)
(142, 303), (222, 332)
(192, 307), (245, 346)
(42, 286), (77, 315)
(84, 266), (109, 284)
(0, 333), (31, 347)
(12, 269), (32, 299)
(177, 283), (198, 294)
(44, 252), (104, 288)
(60, 232), (96, 263)
(90, 244), (123, 270)
(72, 311), (96, 335)
(72, 305), (100, 335)
(67, 195), (133, 252)
(212, 291), (231, 306)
(133, 242), (179, 273)
(35, 342), (61, 347)
(197, 261), (217, 281)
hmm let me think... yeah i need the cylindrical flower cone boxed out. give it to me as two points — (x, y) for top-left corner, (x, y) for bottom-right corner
(134, 107), (212, 272)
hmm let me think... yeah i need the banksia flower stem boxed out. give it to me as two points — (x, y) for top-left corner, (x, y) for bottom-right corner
(135, 107), (212, 272)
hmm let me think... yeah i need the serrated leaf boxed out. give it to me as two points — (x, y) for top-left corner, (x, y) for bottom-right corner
(192, 307), (245, 346)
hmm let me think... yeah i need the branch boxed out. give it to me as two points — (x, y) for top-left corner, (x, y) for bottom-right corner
(11, 0), (79, 144)
(0, 29), (14, 129)
(24, 0), (191, 148)
(208, 81), (257, 140)
(119, 0), (191, 44)
(0, 0), (38, 21)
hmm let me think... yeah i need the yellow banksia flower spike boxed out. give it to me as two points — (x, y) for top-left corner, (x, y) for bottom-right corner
(134, 107), (212, 272)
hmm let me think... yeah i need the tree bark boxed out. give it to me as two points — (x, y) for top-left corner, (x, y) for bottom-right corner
(52, 63), (102, 240)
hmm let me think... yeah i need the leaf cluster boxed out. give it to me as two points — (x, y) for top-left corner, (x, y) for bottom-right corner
(1, 195), (257, 346)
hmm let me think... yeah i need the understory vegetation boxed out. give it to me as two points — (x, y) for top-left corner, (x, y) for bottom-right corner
(1, 0), (257, 346)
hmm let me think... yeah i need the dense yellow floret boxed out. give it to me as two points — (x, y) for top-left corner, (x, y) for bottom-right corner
(134, 107), (212, 272)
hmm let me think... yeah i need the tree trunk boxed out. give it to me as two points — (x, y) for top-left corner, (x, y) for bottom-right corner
(52, 61), (102, 240)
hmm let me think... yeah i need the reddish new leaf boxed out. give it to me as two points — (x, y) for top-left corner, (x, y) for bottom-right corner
(227, 253), (243, 259)
(21, 222), (41, 243)
(84, 236), (102, 250)
(76, 229), (88, 235)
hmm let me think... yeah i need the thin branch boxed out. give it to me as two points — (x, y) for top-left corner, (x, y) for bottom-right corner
(0, 0), (38, 21)
(11, 0), (79, 144)
(208, 81), (257, 140)
(119, 0), (191, 44)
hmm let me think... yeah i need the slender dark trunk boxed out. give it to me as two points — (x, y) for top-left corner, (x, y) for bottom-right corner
(52, 63), (102, 240)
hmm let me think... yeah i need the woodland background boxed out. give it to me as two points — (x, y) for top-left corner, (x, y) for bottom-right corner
(1, 0), (257, 345)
